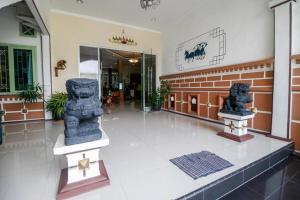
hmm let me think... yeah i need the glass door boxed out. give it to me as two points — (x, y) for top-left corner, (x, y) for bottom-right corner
(141, 53), (156, 111)
(79, 46), (101, 97)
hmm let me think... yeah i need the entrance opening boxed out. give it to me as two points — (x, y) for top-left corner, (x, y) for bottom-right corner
(101, 49), (142, 109)
(79, 46), (156, 113)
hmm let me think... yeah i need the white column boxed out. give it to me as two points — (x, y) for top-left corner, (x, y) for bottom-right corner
(269, 0), (295, 139)
(41, 35), (52, 120)
(292, 1), (300, 54)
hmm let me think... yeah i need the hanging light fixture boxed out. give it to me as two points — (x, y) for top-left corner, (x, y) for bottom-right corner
(109, 29), (137, 46)
(129, 58), (139, 63)
(140, 0), (161, 10)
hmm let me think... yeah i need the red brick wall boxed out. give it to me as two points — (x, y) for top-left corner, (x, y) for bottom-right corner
(160, 58), (274, 134)
(0, 94), (45, 122)
(291, 55), (300, 151)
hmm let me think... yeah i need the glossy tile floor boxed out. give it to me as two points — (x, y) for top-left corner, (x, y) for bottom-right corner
(0, 102), (291, 200)
(221, 155), (300, 200)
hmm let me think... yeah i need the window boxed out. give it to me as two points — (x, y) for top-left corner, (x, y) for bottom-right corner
(14, 49), (33, 90)
(0, 44), (36, 93)
(79, 46), (99, 79)
(20, 24), (36, 37)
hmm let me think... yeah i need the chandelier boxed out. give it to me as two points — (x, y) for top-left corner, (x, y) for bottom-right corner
(109, 29), (137, 46)
(129, 58), (139, 63)
(140, 0), (161, 10)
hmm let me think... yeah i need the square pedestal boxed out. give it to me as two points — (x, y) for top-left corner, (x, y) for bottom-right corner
(218, 112), (255, 142)
(57, 160), (109, 200)
(53, 129), (110, 200)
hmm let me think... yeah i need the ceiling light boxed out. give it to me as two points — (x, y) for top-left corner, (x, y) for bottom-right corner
(140, 0), (161, 10)
(129, 58), (139, 63)
(77, 0), (84, 4)
(109, 29), (137, 46)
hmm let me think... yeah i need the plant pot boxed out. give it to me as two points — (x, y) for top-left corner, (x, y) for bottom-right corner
(152, 103), (162, 111)
(53, 114), (64, 121)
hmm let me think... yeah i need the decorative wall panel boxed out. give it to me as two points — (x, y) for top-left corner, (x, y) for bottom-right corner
(176, 27), (226, 71)
(0, 95), (44, 122)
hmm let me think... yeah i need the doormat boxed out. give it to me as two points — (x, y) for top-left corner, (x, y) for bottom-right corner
(170, 151), (233, 180)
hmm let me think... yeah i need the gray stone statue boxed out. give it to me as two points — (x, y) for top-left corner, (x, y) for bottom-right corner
(64, 78), (103, 145)
(220, 83), (253, 116)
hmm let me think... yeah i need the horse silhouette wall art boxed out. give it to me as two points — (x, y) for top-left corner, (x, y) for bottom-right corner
(184, 42), (208, 63)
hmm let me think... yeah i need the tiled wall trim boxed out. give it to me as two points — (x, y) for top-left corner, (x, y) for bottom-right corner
(160, 58), (274, 133)
(177, 143), (294, 200)
(291, 55), (300, 151)
(0, 95), (45, 122)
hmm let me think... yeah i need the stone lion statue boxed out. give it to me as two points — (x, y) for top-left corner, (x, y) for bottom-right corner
(64, 78), (103, 145)
(220, 83), (253, 116)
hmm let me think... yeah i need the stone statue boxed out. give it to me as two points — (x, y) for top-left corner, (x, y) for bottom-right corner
(220, 83), (253, 116)
(64, 78), (103, 145)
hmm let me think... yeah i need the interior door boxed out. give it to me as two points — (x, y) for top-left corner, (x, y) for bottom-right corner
(141, 53), (156, 111)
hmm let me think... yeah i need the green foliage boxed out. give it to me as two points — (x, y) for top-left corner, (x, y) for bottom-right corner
(46, 92), (68, 120)
(151, 88), (162, 110)
(150, 81), (171, 111)
(160, 80), (171, 100)
(19, 82), (42, 103)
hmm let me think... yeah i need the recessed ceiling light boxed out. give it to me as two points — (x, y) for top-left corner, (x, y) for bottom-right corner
(77, 0), (84, 4)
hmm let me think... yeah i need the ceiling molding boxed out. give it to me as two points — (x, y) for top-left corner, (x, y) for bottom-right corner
(51, 9), (161, 34)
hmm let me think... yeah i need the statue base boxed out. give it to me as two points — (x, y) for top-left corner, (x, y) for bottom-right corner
(217, 112), (255, 143)
(53, 129), (110, 200)
(56, 160), (109, 200)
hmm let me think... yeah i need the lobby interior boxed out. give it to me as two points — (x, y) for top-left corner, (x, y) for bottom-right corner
(0, 0), (300, 200)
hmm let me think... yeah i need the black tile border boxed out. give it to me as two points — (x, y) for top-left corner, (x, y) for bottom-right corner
(176, 143), (294, 200)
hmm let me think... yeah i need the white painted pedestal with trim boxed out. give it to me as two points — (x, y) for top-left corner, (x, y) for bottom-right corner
(53, 128), (109, 200)
(217, 112), (255, 142)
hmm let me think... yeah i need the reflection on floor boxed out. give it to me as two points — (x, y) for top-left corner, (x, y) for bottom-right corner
(0, 104), (291, 200)
(102, 100), (141, 115)
(221, 156), (300, 200)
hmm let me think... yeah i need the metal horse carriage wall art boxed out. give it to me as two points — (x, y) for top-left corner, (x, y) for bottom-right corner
(176, 27), (226, 71)
(184, 42), (208, 63)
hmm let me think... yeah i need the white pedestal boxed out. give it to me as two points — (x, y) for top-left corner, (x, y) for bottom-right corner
(53, 128), (109, 200)
(217, 112), (255, 142)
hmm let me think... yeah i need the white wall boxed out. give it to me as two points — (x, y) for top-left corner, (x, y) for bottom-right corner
(162, 0), (274, 75)
(0, 6), (43, 85)
(50, 11), (162, 92)
(293, 1), (300, 55)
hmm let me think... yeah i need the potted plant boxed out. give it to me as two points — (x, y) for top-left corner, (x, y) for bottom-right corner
(151, 88), (162, 111)
(19, 82), (43, 103)
(46, 92), (68, 120)
(160, 80), (171, 108)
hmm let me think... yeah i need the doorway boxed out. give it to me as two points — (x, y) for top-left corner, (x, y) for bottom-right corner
(79, 46), (156, 112)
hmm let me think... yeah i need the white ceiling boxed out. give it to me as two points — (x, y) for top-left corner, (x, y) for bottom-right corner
(50, 0), (211, 32)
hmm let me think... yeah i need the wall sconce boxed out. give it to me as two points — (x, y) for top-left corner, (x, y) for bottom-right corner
(21, 108), (28, 114)
(55, 60), (67, 77)
(206, 102), (212, 108)
(250, 107), (258, 114)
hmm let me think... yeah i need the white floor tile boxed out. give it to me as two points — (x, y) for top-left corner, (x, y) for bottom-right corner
(0, 103), (290, 200)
